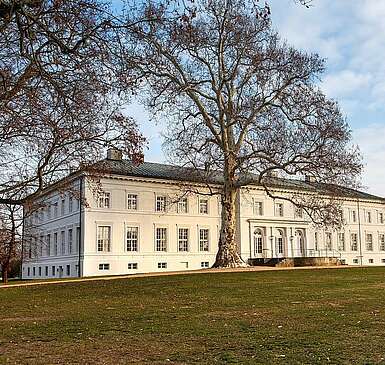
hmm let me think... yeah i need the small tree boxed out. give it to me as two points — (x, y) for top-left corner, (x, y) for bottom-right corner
(121, 0), (362, 267)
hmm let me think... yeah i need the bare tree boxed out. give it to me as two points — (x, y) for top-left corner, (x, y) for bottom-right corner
(0, 0), (146, 207)
(120, 0), (362, 267)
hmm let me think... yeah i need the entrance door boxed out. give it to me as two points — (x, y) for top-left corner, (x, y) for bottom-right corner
(253, 229), (263, 257)
(295, 230), (305, 257)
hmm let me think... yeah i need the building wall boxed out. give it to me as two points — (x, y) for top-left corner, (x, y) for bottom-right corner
(22, 174), (385, 279)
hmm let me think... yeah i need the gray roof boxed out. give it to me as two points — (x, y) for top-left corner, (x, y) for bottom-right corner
(91, 158), (385, 202)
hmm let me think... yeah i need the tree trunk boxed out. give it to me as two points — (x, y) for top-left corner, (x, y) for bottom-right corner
(2, 262), (9, 285)
(213, 157), (247, 268)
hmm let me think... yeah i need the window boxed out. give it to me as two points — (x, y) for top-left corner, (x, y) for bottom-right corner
(276, 230), (284, 254)
(366, 233), (373, 251)
(33, 267), (36, 276)
(52, 266), (56, 276)
(76, 227), (80, 253)
(54, 233), (58, 256)
(155, 227), (167, 251)
(38, 267), (42, 276)
(69, 196), (73, 213)
(178, 198), (188, 213)
(66, 265), (70, 276)
(158, 262), (167, 269)
(76, 198), (80, 210)
(68, 229), (73, 254)
(351, 233), (358, 251)
(61, 231), (66, 255)
(199, 198), (209, 214)
(199, 229), (209, 251)
(61, 199), (65, 215)
(47, 204), (52, 219)
(351, 210), (357, 223)
(338, 233), (345, 251)
(252, 199), (263, 216)
(98, 263), (110, 270)
(367, 211), (372, 223)
(380, 234), (385, 251)
(127, 194), (138, 210)
(353, 259), (359, 264)
(128, 263), (138, 270)
(45, 266), (48, 276)
(178, 228), (189, 252)
(369, 259), (374, 264)
(47, 234), (51, 256)
(27, 267), (30, 276)
(314, 232), (319, 251)
(275, 203), (284, 217)
(98, 192), (110, 208)
(53, 202), (58, 217)
(155, 196), (166, 212)
(294, 206), (303, 218)
(126, 227), (139, 251)
(379, 212), (384, 224)
(326, 232), (332, 250)
(97, 226), (111, 252)
(201, 262), (210, 268)
(254, 229), (263, 254)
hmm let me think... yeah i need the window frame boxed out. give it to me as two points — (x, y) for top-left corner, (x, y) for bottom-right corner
(199, 228), (210, 252)
(155, 195), (167, 212)
(178, 227), (189, 252)
(97, 192), (111, 209)
(199, 198), (209, 215)
(127, 193), (138, 211)
(97, 225), (112, 253)
(155, 227), (168, 252)
(126, 226), (139, 252)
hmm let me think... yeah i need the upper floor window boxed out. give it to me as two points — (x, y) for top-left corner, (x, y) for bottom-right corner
(178, 198), (188, 214)
(69, 196), (73, 213)
(54, 232), (58, 256)
(275, 203), (284, 217)
(127, 194), (138, 210)
(366, 211), (372, 223)
(47, 234), (51, 256)
(199, 228), (209, 251)
(97, 226), (111, 252)
(252, 199), (263, 216)
(61, 199), (65, 216)
(294, 206), (303, 219)
(178, 228), (189, 252)
(155, 196), (166, 212)
(379, 234), (385, 251)
(366, 233), (373, 251)
(326, 232), (332, 250)
(68, 229), (73, 254)
(351, 233), (358, 251)
(61, 231), (66, 255)
(98, 192), (110, 208)
(199, 199), (209, 214)
(53, 202), (58, 218)
(379, 212), (384, 224)
(155, 227), (167, 251)
(126, 227), (139, 251)
(351, 210), (357, 223)
(314, 232), (319, 251)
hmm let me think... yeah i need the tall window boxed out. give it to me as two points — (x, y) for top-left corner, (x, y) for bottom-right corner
(199, 229), (209, 251)
(276, 230), (284, 254)
(199, 199), (209, 214)
(127, 194), (138, 210)
(252, 199), (263, 216)
(61, 199), (65, 215)
(98, 192), (110, 208)
(326, 232), (332, 250)
(275, 203), (284, 217)
(54, 233), (58, 256)
(178, 228), (189, 251)
(155, 227), (167, 251)
(178, 198), (188, 214)
(294, 206), (303, 219)
(53, 202), (58, 217)
(367, 211), (372, 223)
(47, 204), (51, 219)
(380, 234), (385, 251)
(351, 210), (357, 223)
(61, 231), (66, 255)
(338, 233), (345, 251)
(314, 232), (319, 251)
(69, 196), (73, 213)
(156, 196), (166, 212)
(379, 213), (384, 224)
(68, 229), (73, 254)
(126, 227), (139, 251)
(47, 234), (51, 256)
(75, 227), (80, 253)
(97, 226), (111, 252)
(366, 233), (373, 251)
(254, 229), (263, 254)
(351, 233), (358, 251)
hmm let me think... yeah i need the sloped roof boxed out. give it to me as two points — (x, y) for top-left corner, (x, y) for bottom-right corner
(91, 158), (385, 202)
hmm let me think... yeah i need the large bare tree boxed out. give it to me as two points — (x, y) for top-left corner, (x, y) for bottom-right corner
(0, 0), (145, 206)
(121, 0), (362, 267)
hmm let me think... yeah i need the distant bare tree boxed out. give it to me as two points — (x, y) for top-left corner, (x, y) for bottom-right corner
(0, 0), (146, 207)
(121, 0), (362, 267)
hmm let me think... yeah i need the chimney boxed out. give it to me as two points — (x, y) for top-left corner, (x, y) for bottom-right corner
(107, 148), (123, 161)
(305, 175), (316, 183)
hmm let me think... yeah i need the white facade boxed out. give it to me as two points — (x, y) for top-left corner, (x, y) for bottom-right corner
(22, 162), (385, 279)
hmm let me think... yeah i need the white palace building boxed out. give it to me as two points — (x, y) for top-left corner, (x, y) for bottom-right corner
(22, 149), (385, 279)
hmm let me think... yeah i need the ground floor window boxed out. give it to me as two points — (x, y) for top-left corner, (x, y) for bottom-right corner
(52, 266), (56, 276)
(158, 262), (167, 269)
(66, 265), (70, 276)
(38, 267), (42, 276)
(351, 233), (358, 251)
(128, 263), (138, 270)
(45, 266), (48, 276)
(98, 263), (110, 270)
(353, 259), (359, 264)
(254, 229), (263, 254)
(369, 259), (374, 264)
(178, 228), (189, 252)
(199, 229), (209, 251)
(201, 262), (209, 268)
(366, 233), (373, 251)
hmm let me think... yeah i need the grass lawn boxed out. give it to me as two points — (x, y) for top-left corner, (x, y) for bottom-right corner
(1, 267), (385, 364)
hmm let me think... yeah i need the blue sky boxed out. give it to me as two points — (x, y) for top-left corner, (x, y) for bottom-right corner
(124, 0), (385, 197)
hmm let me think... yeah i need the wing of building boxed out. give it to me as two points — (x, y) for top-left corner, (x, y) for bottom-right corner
(22, 150), (385, 279)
